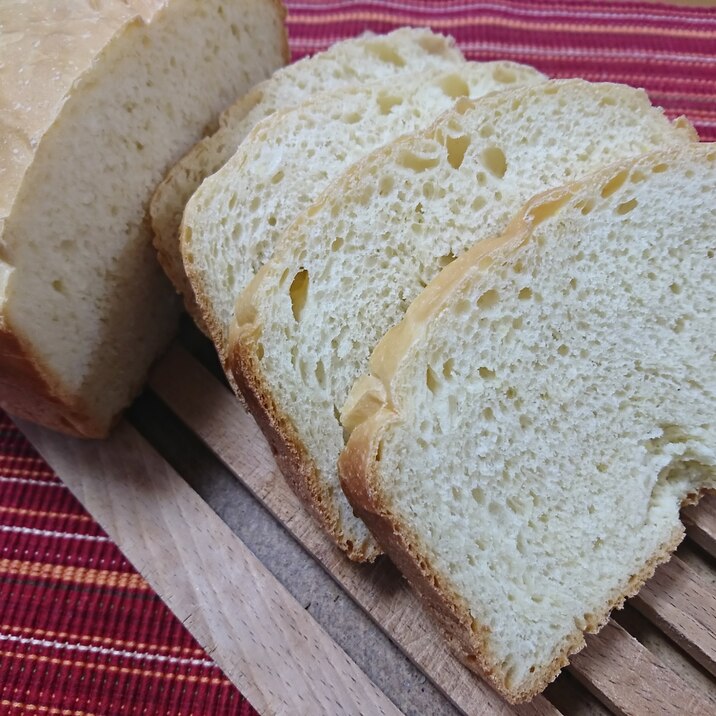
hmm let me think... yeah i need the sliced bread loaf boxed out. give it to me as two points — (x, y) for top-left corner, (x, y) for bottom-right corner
(338, 143), (716, 701)
(230, 80), (697, 561)
(151, 27), (465, 318)
(183, 61), (546, 358)
(0, 0), (286, 437)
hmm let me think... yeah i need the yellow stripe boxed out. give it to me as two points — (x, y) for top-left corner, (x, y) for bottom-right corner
(0, 700), (96, 716)
(0, 506), (91, 522)
(0, 650), (229, 685)
(0, 624), (206, 658)
(0, 559), (150, 591)
(288, 11), (716, 38)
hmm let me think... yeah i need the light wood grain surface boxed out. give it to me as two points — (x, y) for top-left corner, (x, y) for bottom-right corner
(631, 557), (716, 677)
(569, 621), (713, 716)
(149, 343), (716, 716)
(18, 419), (402, 716)
(150, 346), (543, 716)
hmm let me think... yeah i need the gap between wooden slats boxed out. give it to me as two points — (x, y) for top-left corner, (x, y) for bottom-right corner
(630, 557), (716, 678)
(148, 343), (715, 716)
(149, 345), (555, 716)
(17, 420), (402, 716)
(569, 621), (713, 716)
(683, 496), (716, 558)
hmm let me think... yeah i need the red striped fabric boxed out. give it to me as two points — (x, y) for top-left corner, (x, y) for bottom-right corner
(1, 2), (714, 714)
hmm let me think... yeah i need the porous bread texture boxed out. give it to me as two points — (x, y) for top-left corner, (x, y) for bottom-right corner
(184, 60), (546, 358)
(338, 144), (716, 702)
(229, 79), (696, 562)
(0, 0), (287, 437)
(151, 27), (465, 318)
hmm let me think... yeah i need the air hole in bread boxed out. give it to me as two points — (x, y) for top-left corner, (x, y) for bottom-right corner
(343, 111), (363, 124)
(445, 134), (471, 170)
(518, 287), (532, 300)
(477, 288), (499, 310)
(616, 198), (638, 215)
(379, 175), (394, 195)
(51, 280), (64, 294)
(576, 198), (595, 215)
(472, 486), (485, 504)
(492, 66), (517, 84)
(397, 150), (440, 173)
(481, 146), (507, 179)
(438, 253), (457, 268)
(476, 171), (488, 187)
(289, 269), (309, 321)
(601, 169), (629, 197)
(331, 237), (344, 252)
(529, 195), (570, 226)
(426, 365), (440, 394)
(442, 358), (455, 379)
(377, 92), (403, 115)
(472, 196), (487, 211)
(439, 74), (470, 99)
(366, 42), (406, 67)
(271, 170), (284, 185)
(558, 344), (570, 357)
(479, 367), (496, 379)
(315, 360), (326, 389)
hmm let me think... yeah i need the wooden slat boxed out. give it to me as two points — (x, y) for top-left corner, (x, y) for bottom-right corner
(631, 557), (716, 677)
(569, 621), (714, 716)
(683, 494), (716, 559)
(18, 419), (402, 716)
(149, 344), (556, 716)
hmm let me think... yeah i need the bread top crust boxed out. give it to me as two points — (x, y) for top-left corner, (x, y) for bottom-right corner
(0, 1), (139, 223)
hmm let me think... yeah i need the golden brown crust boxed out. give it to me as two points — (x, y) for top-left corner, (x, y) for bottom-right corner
(0, 322), (107, 438)
(230, 318), (381, 562)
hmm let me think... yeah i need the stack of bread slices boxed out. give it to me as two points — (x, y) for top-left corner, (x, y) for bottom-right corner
(154, 27), (715, 703)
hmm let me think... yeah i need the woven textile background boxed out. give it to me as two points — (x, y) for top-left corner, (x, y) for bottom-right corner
(0, 1), (714, 714)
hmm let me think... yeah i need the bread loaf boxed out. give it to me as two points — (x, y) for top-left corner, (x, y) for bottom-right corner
(151, 27), (464, 321)
(0, 0), (286, 436)
(339, 143), (716, 701)
(230, 80), (696, 561)
(184, 61), (545, 362)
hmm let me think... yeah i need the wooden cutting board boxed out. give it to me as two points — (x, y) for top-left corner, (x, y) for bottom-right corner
(20, 327), (716, 716)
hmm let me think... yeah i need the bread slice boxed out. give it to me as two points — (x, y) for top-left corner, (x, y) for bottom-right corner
(183, 61), (546, 359)
(338, 143), (716, 702)
(0, 0), (286, 437)
(229, 80), (697, 562)
(151, 27), (465, 321)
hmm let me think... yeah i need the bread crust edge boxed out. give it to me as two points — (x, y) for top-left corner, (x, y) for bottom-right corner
(230, 323), (381, 562)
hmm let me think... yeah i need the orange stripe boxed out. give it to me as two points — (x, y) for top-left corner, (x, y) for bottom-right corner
(0, 650), (230, 685)
(0, 624), (206, 658)
(0, 506), (91, 522)
(0, 559), (150, 591)
(0, 467), (59, 477)
(287, 11), (716, 38)
(0, 700), (96, 716)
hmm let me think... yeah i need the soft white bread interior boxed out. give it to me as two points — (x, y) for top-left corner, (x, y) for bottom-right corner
(151, 27), (465, 318)
(230, 80), (696, 561)
(338, 143), (716, 702)
(183, 61), (546, 360)
(0, 0), (286, 437)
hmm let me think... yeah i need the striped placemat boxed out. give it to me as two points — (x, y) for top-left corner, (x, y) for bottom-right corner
(1, 1), (714, 714)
